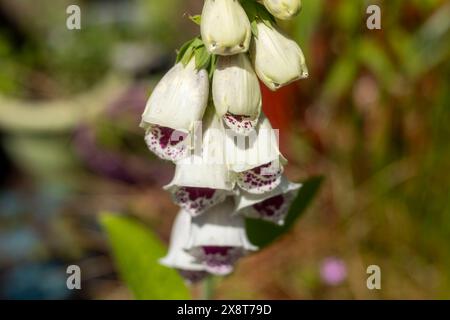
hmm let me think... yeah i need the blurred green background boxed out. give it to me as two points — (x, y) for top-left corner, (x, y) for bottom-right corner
(0, 0), (449, 299)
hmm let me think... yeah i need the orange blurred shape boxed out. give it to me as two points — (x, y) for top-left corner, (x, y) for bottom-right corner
(261, 81), (298, 149)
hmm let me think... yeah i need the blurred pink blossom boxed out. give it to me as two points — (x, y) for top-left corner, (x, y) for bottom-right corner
(320, 257), (347, 286)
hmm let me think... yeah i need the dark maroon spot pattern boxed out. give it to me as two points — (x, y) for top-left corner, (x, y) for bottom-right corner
(237, 161), (282, 194)
(173, 187), (226, 216)
(145, 125), (188, 161)
(253, 194), (284, 217)
(223, 112), (258, 135)
(198, 246), (243, 275)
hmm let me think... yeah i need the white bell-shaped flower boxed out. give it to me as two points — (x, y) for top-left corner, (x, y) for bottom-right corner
(225, 113), (287, 194)
(261, 0), (302, 20)
(235, 176), (301, 225)
(159, 210), (208, 283)
(201, 0), (252, 55)
(251, 22), (308, 90)
(165, 109), (235, 216)
(213, 54), (262, 135)
(186, 198), (258, 275)
(141, 59), (209, 161)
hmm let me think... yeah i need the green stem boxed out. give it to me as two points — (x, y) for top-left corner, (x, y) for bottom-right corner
(202, 276), (215, 300)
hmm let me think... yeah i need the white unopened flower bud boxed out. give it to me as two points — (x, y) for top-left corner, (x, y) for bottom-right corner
(251, 22), (308, 90)
(235, 176), (301, 225)
(260, 0), (302, 20)
(213, 54), (262, 135)
(186, 199), (258, 275)
(201, 0), (252, 55)
(141, 59), (209, 161)
(165, 109), (235, 216)
(159, 210), (208, 283)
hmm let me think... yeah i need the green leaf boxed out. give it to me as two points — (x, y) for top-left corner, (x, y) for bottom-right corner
(208, 54), (218, 80)
(176, 38), (195, 64)
(190, 37), (204, 49)
(100, 213), (190, 300)
(181, 46), (195, 66)
(245, 176), (324, 248)
(251, 20), (259, 38)
(241, 0), (259, 21)
(260, 11), (275, 28)
(194, 45), (211, 70)
(176, 37), (204, 66)
(241, 0), (275, 29)
(189, 15), (202, 26)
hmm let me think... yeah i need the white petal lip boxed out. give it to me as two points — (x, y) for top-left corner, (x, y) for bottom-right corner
(213, 54), (262, 118)
(144, 126), (189, 162)
(234, 176), (302, 224)
(223, 113), (260, 136)
(225, 113), (287, 173)
(170, 186), (229, 217)
(236, 160), (284, 194)
(201, 0), (252, 55)
(164, 152), (235, 216)
(186, 198), (258, 251)
(185, 199), (258, 275)
(159, 210), (205, 271)
(251, 22), (308, 91)
(261, 0), (302, 20)
(141, 60), (209, 132)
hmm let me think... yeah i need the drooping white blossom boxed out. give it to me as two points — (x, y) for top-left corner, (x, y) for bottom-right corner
(260, 0), (302, 20)
(159, 210), (208, 283)
(225, 113), (287, 194)
(251, 21), (308, 90)
(201, 0), (252, 55)
(213, 54), (262, 135)
(141, 59), (209, 161)
(165, 109), (235, 216)
(235, 176), (301, 225)
(186, 198), (258, 275)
